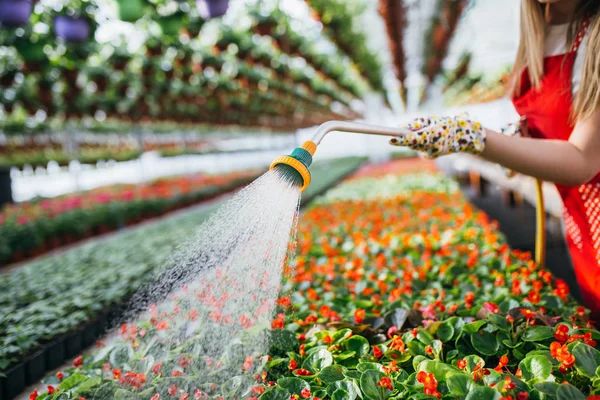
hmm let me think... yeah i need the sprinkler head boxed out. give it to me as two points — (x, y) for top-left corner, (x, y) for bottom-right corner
(270, 141), (317, 192)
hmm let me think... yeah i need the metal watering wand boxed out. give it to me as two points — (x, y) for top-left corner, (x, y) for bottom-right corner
(270, 120), (547, 268)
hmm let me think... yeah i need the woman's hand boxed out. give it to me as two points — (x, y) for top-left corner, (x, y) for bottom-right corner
(389, 114), (487, 159)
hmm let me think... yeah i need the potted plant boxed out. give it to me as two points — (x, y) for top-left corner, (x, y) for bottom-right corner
(0, 0), (34, 27)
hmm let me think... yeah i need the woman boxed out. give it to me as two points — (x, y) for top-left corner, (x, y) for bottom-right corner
(391, 0), (600, 316)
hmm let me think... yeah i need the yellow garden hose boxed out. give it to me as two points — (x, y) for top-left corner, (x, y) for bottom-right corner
(535, 179), (546, 267)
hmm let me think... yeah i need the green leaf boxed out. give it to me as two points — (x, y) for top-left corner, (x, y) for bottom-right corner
(332, 389), (350, 400)
(58, 374), (88, 391)
(462, 320), (487, 334)
(407, 340), (427, 357)
(259, 387), (292, 400)
(572, 342), (600, 378)
(522, 326), (554, 342)
(487, 313), (510, 331)
(470, 330), (499, 356)
(534, 382), (560, 395)
(556, 384), (586, 400)
(302, 349), (333, 373)
(327, 381), (360, 400)
(114, 389), (137, 400)
(73, 377), (102, 395)
(270, 330), (298, 353)
(345, 336), (370, 358)
(465, 385), (501, 400)
(360, 369), (387, 400)
(447, 373), (472, 396)
(319, 365), (346, 383)
(416, 329), (434, 345)
(109, 344), (134, 366)
(277, 377), (309, 395)
(417, 360), (459, 381)
(519, 355), (553, 383)
(437, 320), (455, 342)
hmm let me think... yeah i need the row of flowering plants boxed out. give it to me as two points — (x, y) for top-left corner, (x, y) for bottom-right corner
(0, 156), (366, 399)
(22, 159), (600, 400)
(0, 169), (262, 265)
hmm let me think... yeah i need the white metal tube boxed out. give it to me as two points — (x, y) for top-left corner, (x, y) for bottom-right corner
(311, 121), (410, 145)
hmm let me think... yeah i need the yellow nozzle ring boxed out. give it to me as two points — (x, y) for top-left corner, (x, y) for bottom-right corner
(270, 155), (311, 192)
(301, 141), (317, 156)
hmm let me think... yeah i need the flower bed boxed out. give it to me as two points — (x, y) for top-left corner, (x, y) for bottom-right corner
(0, 170), (263, 266)
(18, 159), (600, 400)
(0, 157), (366, 399)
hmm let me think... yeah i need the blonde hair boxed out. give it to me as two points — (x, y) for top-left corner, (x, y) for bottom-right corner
(512, 0), (600, 122)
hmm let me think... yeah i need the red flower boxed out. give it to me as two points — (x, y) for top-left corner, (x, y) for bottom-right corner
(47, 386), (56, 395)
(168, 385), (178, 396)
(29, 389), (38, 400)
(271, 313), (285, 329)
(289, 359), (298, 370)
(354, 309), (366, 324)
(151, 395), (160, 400)
(73, 355), (83, 368)
(504, 376), (516, 391)
(377, 376), (393, 391)
(153, 362), (163, 375)
(528, 290), (541, 304)
(457, 359), (467, 370)
(373, 346), (383, 359)
(516, 392), (529, 400)
(242, 356), (253, 371)
(172, 370), (183, 377)
(56, 371), (64, 381)
(417, 371), (441, 398)
(554, 324), (569, 344)
(294, 369), (313, 376)
(300, 388), (311, 398)
(495, 355), (509, 372)
(484, 302), (499, 314)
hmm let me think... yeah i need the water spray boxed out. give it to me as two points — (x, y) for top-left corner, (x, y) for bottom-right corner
(270, 121), (409, 191)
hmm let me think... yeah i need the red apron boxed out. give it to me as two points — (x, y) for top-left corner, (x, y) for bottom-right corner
(512, 19), (600, 317)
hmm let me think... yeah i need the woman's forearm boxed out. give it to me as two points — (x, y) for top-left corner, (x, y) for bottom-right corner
(480, 129), (595, 186)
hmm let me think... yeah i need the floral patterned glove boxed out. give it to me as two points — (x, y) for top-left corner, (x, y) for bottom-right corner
(500, 117), (527, 177)
(389, 114), (486, 159)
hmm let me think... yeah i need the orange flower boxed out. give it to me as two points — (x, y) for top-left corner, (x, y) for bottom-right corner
(354, 309), (366, 324)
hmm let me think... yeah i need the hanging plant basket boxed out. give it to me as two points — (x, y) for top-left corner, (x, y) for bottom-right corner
(197, 0), (229, 19)
(114, 0), (146, 22)
(157, 13), (183, 37)
(54, 16), (91, 43)
(0, 0), (33, 27)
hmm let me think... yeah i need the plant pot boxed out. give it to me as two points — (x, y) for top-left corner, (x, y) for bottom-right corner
(45, 338), (66, 370)
(0, 0), (32, 27)
(157, 13), (183, 37)
(64, 330), (83, 358)
(82, 322), (97, 347)
(197, 0), (228, 19)
(54, 16), (91, 43)
(94, 312), (109, 337)
(2, 362), (26, 399)
(25, 349), (46, 385)
(0, 167), (12, 208)
(115, 0), (145, 22)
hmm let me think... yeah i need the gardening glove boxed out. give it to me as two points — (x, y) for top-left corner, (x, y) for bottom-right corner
(500, 117), (527, 177)
(389, 113), (486, 159)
